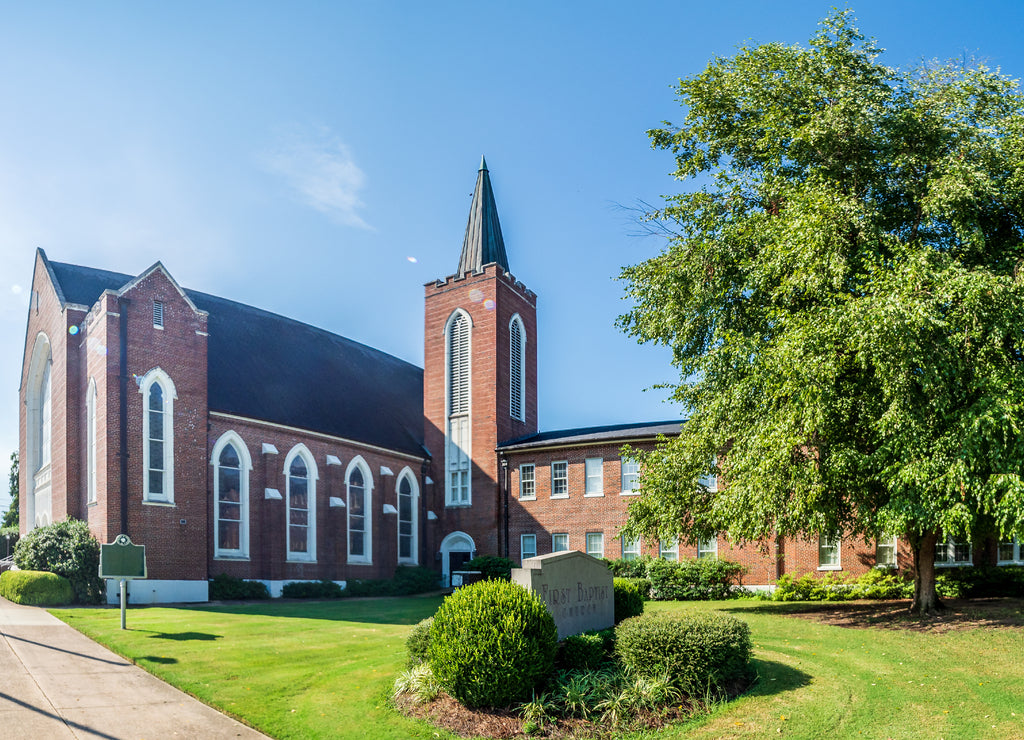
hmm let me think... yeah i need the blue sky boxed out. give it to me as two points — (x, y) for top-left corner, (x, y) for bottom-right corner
(2, 1), (1023, 510)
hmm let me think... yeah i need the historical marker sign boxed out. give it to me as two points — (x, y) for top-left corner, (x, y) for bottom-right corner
(100, 534), (147, 579)
(512, 550), (614, 639)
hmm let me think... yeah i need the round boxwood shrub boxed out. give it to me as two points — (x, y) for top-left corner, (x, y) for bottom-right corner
(406, 617), (433, 667)
(615, 611), (752, 693)
(14, 519), (103, 603)
(0, 570), (73, 605)
(428, 579), (557, 708)
(613, 577), (645, 623)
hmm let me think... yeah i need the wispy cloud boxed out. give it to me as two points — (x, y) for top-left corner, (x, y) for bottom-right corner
(262, 126), (372, 230)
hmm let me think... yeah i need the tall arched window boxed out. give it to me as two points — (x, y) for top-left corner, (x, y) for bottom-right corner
(445, 310), (471, 506)
(397, 468), (418, 564)
(347, 457), (373, 563)
(212, 432), (251, 558)
(86, 378), (97, 504)
(509, 314), (526, 422)
(39, 362), (52, 471)
(139, 368), (176, 503)
(285, 445), (317, 561)
(26, 333), (53, 529)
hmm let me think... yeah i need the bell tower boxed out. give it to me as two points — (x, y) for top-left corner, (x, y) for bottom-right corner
(424, 158), (538, 581)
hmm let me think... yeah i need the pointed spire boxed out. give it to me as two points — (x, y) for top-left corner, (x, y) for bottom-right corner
(457, 156), (509, 275)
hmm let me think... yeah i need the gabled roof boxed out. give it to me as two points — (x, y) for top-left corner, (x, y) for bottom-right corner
(457, 156), (510, 275)
(47, 259), (426, 458)
(497, 420), (683, 452)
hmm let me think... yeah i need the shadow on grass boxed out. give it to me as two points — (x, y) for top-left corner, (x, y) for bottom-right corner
(139, 655), (179, 664)
(187, 595), (445, 626)
(146, 631), (222, 641)
(744, 658), (813, 697)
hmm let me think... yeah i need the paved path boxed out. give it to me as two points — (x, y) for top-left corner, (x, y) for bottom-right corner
(0, 597), (271, 739)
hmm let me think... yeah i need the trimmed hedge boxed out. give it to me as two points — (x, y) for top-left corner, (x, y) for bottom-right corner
(615, 611), (752, 693)
(428, 579), (557, 708)
(613, 577), (645, 623)
(463, 555), (515, 581)
(346, 565), (438, 597)
(647, 557), (745, 600)
(14, 519), (103, 603)
(209, 573), (270, 600)
(558, 629), (614, 670)
(0, 570), (73, 605)
(406, 617), (433, 667)
(282, 579), (343, 599)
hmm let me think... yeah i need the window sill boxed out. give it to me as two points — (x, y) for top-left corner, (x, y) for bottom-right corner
(550, 494), (569, 500)
(874, 563), (897, 570)
(518, 496), (536, 502)
(286, 556), (318, 564)
(143, 500), (176, 507)
(584, 493), (604, 498)
(935, 562), (972, 568)
(998, 560), (1024, 566)
(817, 565), (842, 571)
(619, 491), (640, 496)
(347, 559), (372, 566)
(445, 502), (472, 509)
(214, 554), (250, 561)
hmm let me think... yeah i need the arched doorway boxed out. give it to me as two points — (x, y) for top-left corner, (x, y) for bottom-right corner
(439, 531), (475, 587)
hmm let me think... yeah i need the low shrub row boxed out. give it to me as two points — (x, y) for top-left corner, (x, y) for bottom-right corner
(0, 569), (73, 605)
(602, 556), (747, 601)
(209, 573), (271, 600)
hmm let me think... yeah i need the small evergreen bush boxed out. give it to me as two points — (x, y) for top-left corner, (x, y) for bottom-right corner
(428, 579), (557, 708)
(406, 617), (433, 667)
(0, 569), (73, 605)
(559, 630), (610, 670)
(602, 556), (651, 579)
(345, 566), (438, 596)
(208, 573), (270, 600)
(613, 577), (645, 623)
(464, 555), (516, 580)
(647, 558), (745, 600)
(615, 611), (752, 693)
(281, 579), (343, 599)
(14, 519), (103, 603)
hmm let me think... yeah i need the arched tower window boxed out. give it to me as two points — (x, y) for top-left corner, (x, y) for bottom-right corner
(397, 467), (418, 564)
(212, 432), (251, 558)
(285, 445), (317, 561)
(86, 378), (97, 504)
(509, 314), (526, 422)
(346, 456), (373, 564)
(25, 332), (53, 529)
(445, 310), (472, 506)
(139, 368), (176, 503)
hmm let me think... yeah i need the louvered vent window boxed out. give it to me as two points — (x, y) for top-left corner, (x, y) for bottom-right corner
(446, 312), (471, 505)
(153, 300), (164, 328)
(509, 316), (525, 421)
(448, 313), (470, 414)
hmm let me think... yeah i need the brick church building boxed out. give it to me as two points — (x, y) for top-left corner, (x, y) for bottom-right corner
(20, 159), (1005, 603)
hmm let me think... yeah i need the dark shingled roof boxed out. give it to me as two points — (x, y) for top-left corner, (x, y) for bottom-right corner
(498, 420), (683, 451)
(48, 258), (426, 458)
(457, 156), (510, 275)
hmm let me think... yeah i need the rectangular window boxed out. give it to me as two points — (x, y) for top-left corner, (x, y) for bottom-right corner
(935, 537), (972, 566)
(621, 537), (640, 561)
(447, 416), (471, 505)
(552, 533), (569, 552)
(876, 535), (897, 568)
(519, 463), (535, 500)
(521, 534), (537, 562)
(586, 532), (604, 558)
(620, 457), (639, 493)
(699, 456), (719, 491)
(584, 457), (603, 496)
(698, 537), (718, 559)
(659, 538), (678, 561)
(998, 538), (1020, 564)
(818, 533), (840, 569)
(153, 300), (164, 328)
(551, 461), (568, 498)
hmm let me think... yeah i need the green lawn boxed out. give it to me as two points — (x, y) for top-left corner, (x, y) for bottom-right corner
(52, 597), (1024, 739)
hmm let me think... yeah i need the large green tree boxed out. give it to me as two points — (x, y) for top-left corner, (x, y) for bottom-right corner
(619, 10), (1024, 615)
(3, 452), (17, 529)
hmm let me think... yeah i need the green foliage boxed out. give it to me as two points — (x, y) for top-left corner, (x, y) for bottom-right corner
(464, 555), (515, 580)
(615, 611), (752, 693)
(618, 9), (1024, 614)
(559, 629), (614, 670)
(392, 663), (441, 705)
(344, 566), (438, 597)
(14, 519), (102, 603)
(613, 577), (645, 622)
(208, 573), (270, 600)
(602, 556), (651, 579)
(0, 569), (73, 605)
(3, 452), (17, 529)
(281, 579), (343, 599)
(935, 566), (1024, 599)
(0, 526), (19, 557)
(428, 579), (557, 708)
(405, 617), (433, 668)
(759, 567), (1020, 602)
(647, 558), (745, 600)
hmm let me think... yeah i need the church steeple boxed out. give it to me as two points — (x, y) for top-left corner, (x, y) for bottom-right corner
(457, 156), (510, 275)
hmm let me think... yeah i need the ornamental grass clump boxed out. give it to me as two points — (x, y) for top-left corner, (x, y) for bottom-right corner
(428, 579), (557, 708)
(615, 611), (751, 694)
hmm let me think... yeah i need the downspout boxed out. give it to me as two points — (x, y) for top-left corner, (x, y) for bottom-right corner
(117, 297), (130, 536)
(501, 456), (509, 558)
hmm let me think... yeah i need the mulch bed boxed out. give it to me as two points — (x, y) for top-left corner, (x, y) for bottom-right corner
(774, 597), (1024, 633)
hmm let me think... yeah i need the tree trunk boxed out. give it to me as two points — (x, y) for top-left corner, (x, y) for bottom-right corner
(910, 530), (945, 617)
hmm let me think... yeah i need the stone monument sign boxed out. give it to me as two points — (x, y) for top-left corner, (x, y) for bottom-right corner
(512, 550), (614, 639)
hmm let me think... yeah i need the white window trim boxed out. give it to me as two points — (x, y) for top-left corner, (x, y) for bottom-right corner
(584, 457), (604, 497)
(139, 367), (177, 504)
(998, 537), (1023, 565)
(659, 538), (679, 561)
(935, 536), (972, 567)
(25, 332), (53, 530)
(211, 431), (252, 559)
(509, 314), (526, 422)
(345, 455), (373, 564)
(621, 536), (641, 561)
(817, 532), (841, 571)
(396, 466), (418, 565)
(550, 460), (569, 499)
(153, 299), (165, 329)
(444, 309), (473, 507)
(698, 536), (718, 560)
(86, 378), (97, 504)
(521, 533), (537, 561)
(586, 532), (604, 558)
(875, 534), (898, 569)
(620, 456), (640, 495)
(552, 533), (569, 552)
(518, 463), (536, 501)
(284, 444), (317, 562)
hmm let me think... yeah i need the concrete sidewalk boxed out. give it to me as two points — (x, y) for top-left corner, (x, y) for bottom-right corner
(0, 597), (271, 739)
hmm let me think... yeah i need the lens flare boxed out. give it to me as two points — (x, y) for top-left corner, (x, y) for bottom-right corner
(484, 299), (495, 311)
(469, 288), (484, 303)
(68, 325), (79, 335)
